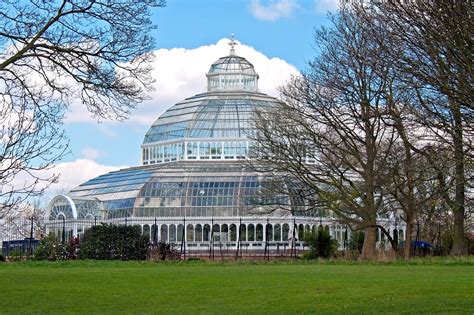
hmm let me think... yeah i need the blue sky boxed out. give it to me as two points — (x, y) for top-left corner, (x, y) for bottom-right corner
(47, 0), (338, 194)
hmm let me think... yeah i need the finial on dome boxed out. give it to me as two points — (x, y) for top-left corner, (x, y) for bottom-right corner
(228, 33), (238, 55)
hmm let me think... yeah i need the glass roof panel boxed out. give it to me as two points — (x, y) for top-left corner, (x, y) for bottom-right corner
(143, 93), (280, 144)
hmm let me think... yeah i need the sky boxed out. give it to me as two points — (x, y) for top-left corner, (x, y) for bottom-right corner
(42, 0), (340, 197)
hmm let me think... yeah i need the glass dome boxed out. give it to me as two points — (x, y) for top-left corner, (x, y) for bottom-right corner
(141, 49), (280, 165)
(208, 56), (257, 75)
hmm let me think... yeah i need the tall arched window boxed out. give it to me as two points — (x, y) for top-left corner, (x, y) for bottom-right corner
(160, 225), (168, 242)
(177, 224), (184, 242)
(203, 224), (210, 242)
(143, 224), (150, 238)
(229, 224), (237, 242)
(151, 224), (158, 243)
(398, 229), (404, 241)
(221, 224), (229, 242)
(195, 224), (203, 242)
(256, 224), (263, 241)
(274, 224), (281, 241)
(248, 224), (255, 242)
(169, 224), (177, 242)
(282, 224), (289, 241)
(266, 223), (273, 242)
(298, 224), (305, 240)
(187, 224), (194, 242)
(212, 224), (220, 241)
(239, 224), (246, 241)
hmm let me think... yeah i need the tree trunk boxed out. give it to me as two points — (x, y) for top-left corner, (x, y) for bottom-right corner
(451, 102), (466, 255)
(404, 216), (413, 260)
(452, 207), (466, 255)
(360, 225), (377, 260)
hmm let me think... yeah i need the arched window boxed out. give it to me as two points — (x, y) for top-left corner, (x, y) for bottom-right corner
(143, 224), (150, 238)
(398, 229), (404, 241)
(305, 224), (311, 236)
(274, 224), (281, 241)
(221, 224), (229, 242)
(187, 224), (194, 242)
(248, 224), (255, 242)
(256, 224), (263, 241)
(195, 224), (203, 242)
(212, 224), (220, 241)
(177, 224), (184, 242)
(221, 224), (228, 232)
(393, 228), (398, 244)
(229, 224), (237, 242)
(151, 224), (158, 243)
(160, 225), (168, 242)
(169, 225), (177, 242)
(239, 224), (246, 241)
(282, 224), (289, 241)
(266, 223), (273, 242)
(203, 224), (210, 242)
(298, 224), (305, 240)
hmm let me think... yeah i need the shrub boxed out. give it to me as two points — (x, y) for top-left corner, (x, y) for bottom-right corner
(303, 228), (338, 259)
(66, 237), (80, 260)
(148, 242), (181, 261)
(34, 233), (68, 261)
(0, 254), (4, 262)
(80, 224), (148, 260)
(349, 231), (365, 253)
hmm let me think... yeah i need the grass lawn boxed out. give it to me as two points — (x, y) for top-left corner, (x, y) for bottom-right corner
(0, 258), (472, 314)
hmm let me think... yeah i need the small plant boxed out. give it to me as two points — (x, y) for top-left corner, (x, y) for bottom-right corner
(303, 228), (338, 259)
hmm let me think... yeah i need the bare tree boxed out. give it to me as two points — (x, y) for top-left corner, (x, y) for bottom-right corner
(252, 8), (401, 260)
(363, 0), (473, 255)
(0, 0), (165, 217)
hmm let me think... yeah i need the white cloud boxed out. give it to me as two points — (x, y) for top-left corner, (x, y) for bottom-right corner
(7, 159), (124, 201)
(47, 159), (123, 195)
(80, 147), (103, 160)
(65, 38), (299, 127)
(249, 0), (297, 21)
(314, 0), (340, 13)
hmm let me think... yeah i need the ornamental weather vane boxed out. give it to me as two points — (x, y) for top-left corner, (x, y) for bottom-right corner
(229, 33), (238, 55)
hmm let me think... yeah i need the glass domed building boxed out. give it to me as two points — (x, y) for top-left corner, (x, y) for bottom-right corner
(46, 40), (403, 253)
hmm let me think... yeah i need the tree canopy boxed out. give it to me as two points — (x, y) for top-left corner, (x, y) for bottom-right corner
(0, 0), (165, 216)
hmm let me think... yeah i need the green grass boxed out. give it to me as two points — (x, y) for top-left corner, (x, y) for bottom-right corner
(0, 258), (473, 314)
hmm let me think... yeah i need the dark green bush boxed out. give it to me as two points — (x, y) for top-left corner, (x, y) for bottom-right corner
(80, 224), (148, 260)
(0, 254), (5, 262)
(303, 228), (338, 259)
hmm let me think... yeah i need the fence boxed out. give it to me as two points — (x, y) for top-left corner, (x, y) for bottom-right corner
(1, 216), (409, 259)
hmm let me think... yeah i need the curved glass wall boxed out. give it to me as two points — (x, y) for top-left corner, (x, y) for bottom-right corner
(61, 161), (298, 219)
